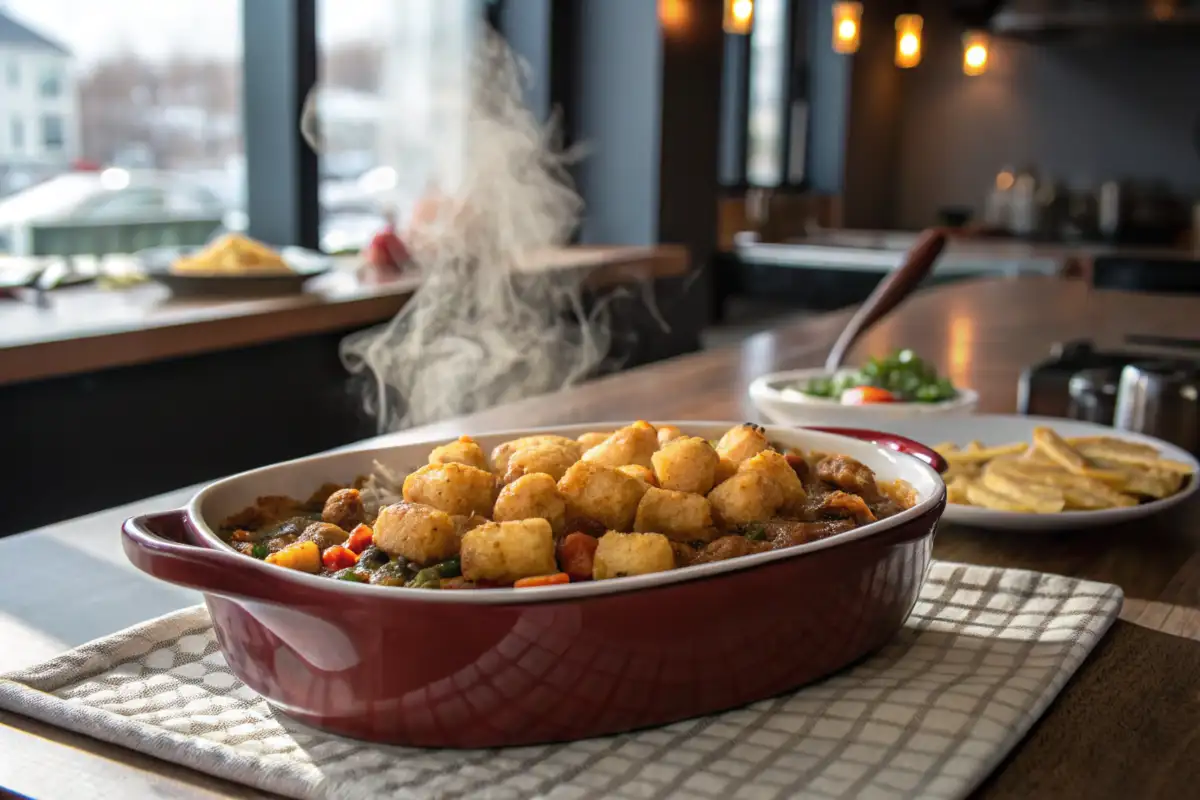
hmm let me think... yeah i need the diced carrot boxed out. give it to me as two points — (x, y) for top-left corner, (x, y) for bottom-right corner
(346, 523), (374, 554)
(514, 573), (571, 589)
(558, 532), (599, 581)
(441, 577), (478, 590)
(322, 545), (359, 572)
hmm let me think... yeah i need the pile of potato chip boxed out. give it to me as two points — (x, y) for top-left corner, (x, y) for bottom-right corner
(171, 234), (292, 275)
(937, 427), (1194, 513)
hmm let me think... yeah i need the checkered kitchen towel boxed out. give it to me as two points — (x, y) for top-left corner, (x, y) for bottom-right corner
(0, 562), (1121, 800)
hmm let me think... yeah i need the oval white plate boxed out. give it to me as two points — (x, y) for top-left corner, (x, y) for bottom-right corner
(869, 414), (1198, 531)
(749, 367), (979, 427)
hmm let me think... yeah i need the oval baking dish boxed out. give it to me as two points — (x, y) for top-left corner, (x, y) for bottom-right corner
(123, 422), (947, 747)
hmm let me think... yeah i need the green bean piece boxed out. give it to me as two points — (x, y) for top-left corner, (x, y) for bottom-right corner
(408, 567), (443, 589)
(435, 557), (462, 579)
(369, 560), (409, 587)
(333, 568), (367, 583)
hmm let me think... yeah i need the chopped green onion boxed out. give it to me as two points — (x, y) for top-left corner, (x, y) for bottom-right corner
(250, 543), (269, 559)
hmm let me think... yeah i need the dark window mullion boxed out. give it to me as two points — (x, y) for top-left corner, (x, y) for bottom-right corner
(242, 0), (319, 249)
(718, 33), (750, 188)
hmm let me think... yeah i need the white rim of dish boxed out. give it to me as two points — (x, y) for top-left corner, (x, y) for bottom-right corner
(184, 421), (946, 605)
(748, 369), (979, 410)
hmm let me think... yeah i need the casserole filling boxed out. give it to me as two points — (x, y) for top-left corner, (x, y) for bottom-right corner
(218, 422), (916, 590)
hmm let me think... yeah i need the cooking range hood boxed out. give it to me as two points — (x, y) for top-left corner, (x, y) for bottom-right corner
(981, 1), (1200, 35)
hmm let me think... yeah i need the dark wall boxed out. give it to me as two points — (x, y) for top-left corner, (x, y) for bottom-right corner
(842, 5), (1200, 229)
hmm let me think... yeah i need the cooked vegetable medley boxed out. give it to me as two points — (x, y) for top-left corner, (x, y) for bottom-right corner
(799, 349), (957, 404)
(219, 422), (916, 590)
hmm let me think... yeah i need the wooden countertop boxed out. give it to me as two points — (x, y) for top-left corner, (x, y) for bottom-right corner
(4, 277), (1200, 798)
(0, 245), (688, 387)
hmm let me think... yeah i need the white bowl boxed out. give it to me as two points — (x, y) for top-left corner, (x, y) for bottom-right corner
(749, 368), (980, 427)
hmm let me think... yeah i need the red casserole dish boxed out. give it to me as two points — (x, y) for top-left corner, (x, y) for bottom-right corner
(123, 422), (947, 747)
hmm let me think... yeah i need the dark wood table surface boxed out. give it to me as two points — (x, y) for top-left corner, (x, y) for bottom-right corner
(2, 275), (1199, 799)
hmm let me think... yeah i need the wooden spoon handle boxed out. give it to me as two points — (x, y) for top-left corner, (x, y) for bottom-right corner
(824, 228), (947, 373)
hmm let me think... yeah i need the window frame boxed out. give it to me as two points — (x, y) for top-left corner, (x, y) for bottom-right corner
(240, 0), (496, 249)
(719, 0), (810, 192)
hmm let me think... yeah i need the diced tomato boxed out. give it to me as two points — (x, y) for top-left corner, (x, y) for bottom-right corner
(322, 545), (359, 571)
(346, 524), (374, 554)
(840, 386), (896, 405)
(514, 573), (571, 588)
(558, 532), (599, 581)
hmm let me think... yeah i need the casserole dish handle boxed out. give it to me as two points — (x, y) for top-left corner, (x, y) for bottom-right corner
(123, 510), (298, 602)
(806, 427), (948, 473)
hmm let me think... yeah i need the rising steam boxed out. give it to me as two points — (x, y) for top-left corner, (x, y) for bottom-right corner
(302, 28), (612, 432)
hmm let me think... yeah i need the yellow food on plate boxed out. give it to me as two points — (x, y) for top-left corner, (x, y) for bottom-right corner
(171, 233), (292, 275)
(935, 427), (1194, 513)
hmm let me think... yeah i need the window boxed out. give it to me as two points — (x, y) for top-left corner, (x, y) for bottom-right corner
(41, 114), (63, 150)
(1, 0), (244, 228)
(11, 118), (24, 152)
(746, 0), (788, 187)
(39, 66), (62, 98)
(315, 0), (477, 253)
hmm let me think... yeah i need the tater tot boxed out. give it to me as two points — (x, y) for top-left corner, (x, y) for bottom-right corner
(739, 450), (807, 514)
(716, 423), (771, 465)
(491, 435), (580, 476)
(713, 457), (739, 486)
(593, 531), (675, 580)
(582, 421), (659, 469)
(651, 436), (719, 495)
(428, 436), (489, 471)
(557, 461), (648, 531)
(402, 462), (496, 518)
(461, 519), (557, 584)
(617, 464), (659, 488)
(633, 487), (713, 539)
(503, 441), (582, 484)
(707, 471), (783, 528)
(493, 473), (567, 534)
(577, 431), (614, 450)
(373, 502), (459, 565)
(656, 424), (684, 447)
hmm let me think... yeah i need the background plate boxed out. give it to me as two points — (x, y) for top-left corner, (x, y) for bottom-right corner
(137, 245), (334, 297)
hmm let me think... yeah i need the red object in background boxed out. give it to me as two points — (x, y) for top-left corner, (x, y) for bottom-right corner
(363, 209), (410, 276)
(72, 159), (102, 171)
(365, 227), (409, 271)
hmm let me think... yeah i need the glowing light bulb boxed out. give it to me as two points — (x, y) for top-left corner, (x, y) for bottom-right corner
(832, 3), (863, 54)
(962, 31), (990, 76)
(894, 14), (923, 68)
(724, 0), (753, 34)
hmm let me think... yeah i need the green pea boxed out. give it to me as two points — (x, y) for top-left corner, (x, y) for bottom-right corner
(250, 543), (269, 560)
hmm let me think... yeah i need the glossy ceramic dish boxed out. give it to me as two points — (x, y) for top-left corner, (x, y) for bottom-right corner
(122, 422), (948, 747)
(749, 368), (979, 427)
